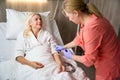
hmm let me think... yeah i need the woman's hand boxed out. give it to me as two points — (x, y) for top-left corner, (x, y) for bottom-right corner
(58, 64), (65, 73)
(30, 61), (44, 69)
(55, 45), (65, 52)
(63, 49), (73, 59)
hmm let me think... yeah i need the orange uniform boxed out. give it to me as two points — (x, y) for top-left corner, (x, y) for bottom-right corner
(73, 14), (120, 80)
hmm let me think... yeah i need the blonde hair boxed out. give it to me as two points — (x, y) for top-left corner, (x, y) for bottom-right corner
(62, 0), (103, 17)
(23, 13), (42, 38)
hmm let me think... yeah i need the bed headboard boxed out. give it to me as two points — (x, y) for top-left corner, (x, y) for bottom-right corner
(0, 0), (62, 22)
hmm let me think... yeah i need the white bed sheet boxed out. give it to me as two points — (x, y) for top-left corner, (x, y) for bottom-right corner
(0, 22), (16, 62)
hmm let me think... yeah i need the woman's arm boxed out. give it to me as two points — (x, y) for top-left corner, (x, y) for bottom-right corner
(64, 41), (77, 48)
(53, 54), (63, 65)
(16, 56), (44, 69)
(16, 56), (32, 66)
(53, 53), (65, 72)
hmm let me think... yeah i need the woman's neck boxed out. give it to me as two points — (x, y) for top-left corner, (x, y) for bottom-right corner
(32, 28), (40, 38)
(80, 13), (91, 25)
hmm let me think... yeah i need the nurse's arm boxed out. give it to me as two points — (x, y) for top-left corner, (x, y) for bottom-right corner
(64, 41), (77, 48)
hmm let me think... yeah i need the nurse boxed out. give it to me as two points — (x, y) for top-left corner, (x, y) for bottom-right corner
(55, 0), (120, 80)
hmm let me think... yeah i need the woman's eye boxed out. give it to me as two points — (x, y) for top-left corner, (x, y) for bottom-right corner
(39, 18), (42, 20)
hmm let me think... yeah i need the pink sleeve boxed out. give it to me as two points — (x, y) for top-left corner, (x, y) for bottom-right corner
(79, 27), (104, 67)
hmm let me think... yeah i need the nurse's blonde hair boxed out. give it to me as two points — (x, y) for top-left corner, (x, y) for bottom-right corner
(62, 0), (103, 17)
(23, 13), (42, 38)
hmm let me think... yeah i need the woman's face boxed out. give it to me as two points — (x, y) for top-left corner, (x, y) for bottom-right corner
(30, 14), (42, 30)
(65, 11), (80, 24)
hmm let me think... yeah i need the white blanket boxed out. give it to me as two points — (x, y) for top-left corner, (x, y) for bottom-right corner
(0, 60), (90, 80)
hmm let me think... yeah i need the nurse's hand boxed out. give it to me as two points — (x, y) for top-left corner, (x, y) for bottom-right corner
(55, 45), (65, 52)
(63, 49), (73, 59)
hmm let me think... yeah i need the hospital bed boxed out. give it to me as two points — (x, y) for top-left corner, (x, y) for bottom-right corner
(0, 9), (90, 80)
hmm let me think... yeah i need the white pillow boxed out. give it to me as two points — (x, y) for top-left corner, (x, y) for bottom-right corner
(6, 9), (51, 40)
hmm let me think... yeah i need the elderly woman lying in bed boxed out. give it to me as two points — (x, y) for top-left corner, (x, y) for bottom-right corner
(15, 13), (89, 80)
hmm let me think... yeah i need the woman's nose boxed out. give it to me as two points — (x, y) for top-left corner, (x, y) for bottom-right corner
(38, 19), (41, 22)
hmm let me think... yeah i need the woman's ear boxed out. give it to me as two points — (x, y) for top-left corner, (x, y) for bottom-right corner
(73, 10), (79, 17)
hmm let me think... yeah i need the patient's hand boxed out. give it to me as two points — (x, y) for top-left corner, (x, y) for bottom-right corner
(58, 64), (65, 73)
(30, 61), (44, 69)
